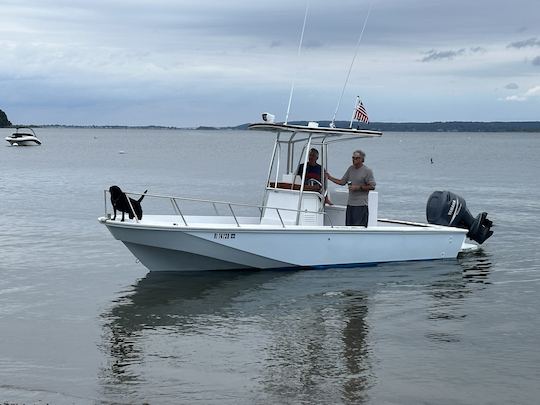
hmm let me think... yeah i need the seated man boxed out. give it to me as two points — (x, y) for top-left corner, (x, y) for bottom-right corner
(297, 148), (322, 187)
(297, 148), (332, 204)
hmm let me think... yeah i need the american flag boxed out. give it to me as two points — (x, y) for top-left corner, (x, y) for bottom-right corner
(354, 101), (369, 123)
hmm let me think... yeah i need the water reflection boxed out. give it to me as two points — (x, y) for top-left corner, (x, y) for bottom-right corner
(425, 250), (493, 343)
(340, 292), (371, 403)
(257, 289), (372, 404)
(99, 270), (375, 403)
(104, 271), (266, 332)
(458, 249), (493, 283)
(99, 270), (273, 394)
(99, 255), (492, 403)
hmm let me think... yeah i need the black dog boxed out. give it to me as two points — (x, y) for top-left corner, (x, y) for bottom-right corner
(109, 185), (148, 221)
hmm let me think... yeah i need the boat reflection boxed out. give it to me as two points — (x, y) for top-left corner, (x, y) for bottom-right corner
(424, 249), (493, 343)
(99, 270), (279, 383)
(99, 269), (375, 403)
(104, 270), (273, 331)
(458, 249), (493, 283)
(256, 289), (372, 404)
(341, 292), (371, 403)
(99, 256), (492, 402)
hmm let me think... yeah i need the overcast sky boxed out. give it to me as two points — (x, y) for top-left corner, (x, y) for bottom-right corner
(1, 0), (539, 126)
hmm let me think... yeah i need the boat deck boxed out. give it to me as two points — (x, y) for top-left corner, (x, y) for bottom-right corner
(102, 214), (466, 233)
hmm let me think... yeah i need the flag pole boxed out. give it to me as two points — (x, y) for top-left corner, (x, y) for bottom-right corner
(349, 96), (359, 128)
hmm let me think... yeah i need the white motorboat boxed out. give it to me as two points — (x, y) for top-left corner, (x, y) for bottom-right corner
(99, 121), (493, 272)
(98, 4), (493, 272)
(5, 127), (42, 146)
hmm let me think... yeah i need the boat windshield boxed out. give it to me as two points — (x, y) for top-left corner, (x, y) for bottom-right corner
(12, 127), (37, 136)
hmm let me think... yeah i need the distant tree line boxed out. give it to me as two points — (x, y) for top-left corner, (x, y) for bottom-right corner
(233, 120), (540, 132)
(2, 111), (539, 132)
(360, 121), (540, 132)
(0, 109), (11, 127)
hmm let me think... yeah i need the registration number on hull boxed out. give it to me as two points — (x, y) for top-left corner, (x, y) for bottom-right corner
(213, 232), (236, 240)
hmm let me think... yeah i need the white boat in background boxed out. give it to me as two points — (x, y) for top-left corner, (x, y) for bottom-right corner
(5, 127), (42, 146)
(99, 120), (493, 272)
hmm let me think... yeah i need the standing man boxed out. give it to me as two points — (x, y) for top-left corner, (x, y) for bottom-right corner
(326, 149), (375, 226)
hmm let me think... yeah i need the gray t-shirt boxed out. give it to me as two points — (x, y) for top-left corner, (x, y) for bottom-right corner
(340, 164), (376, 206)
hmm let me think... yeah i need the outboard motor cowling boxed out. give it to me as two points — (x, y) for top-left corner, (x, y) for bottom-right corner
(426, 190), (493, 244)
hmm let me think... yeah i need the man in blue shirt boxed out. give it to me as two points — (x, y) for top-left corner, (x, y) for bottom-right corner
(297, 148), (322, 187)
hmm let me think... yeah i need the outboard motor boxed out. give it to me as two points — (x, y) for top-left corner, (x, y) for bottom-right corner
(426, 191), (493, 244)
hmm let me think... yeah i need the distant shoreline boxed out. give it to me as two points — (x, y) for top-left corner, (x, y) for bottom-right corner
(3, 121), (540, 132)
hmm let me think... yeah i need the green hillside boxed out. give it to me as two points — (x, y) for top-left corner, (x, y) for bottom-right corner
(0, 109), (11, 127)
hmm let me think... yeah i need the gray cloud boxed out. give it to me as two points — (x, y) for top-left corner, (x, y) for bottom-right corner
(2, 0), (540, 125)
(470, 46), (486, 53)
(421, 49), (466, 62)
(533, 56), (540, 66)
(304, 39), (323, 49)
(507, 37), (540, 49)
(419, 46), (487, 62)
(505, 83), (519, 90)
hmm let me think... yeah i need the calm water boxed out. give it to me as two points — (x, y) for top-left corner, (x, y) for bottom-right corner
(0, 127), (539, 404)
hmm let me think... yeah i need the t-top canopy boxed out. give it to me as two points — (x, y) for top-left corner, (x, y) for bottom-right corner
(248, 122), (382, 141)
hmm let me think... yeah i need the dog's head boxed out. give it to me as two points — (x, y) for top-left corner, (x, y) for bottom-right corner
(109, 185), (123, 200)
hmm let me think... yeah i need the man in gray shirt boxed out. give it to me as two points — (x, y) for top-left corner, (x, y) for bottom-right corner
(326, 149), (376, 226)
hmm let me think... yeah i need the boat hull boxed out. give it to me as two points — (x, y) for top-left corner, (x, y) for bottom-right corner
(5, 136), (41, 146)
(100, 217), (468, 272)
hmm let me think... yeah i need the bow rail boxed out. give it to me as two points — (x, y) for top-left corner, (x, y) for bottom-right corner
(103, 189), (333, 229)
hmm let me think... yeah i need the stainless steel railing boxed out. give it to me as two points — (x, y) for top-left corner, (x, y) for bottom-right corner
(103, 190), (333, 228)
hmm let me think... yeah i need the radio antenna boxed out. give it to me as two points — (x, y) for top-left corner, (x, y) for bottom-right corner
(330, 1), (374, 128)
(284, 1), (310, 125)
